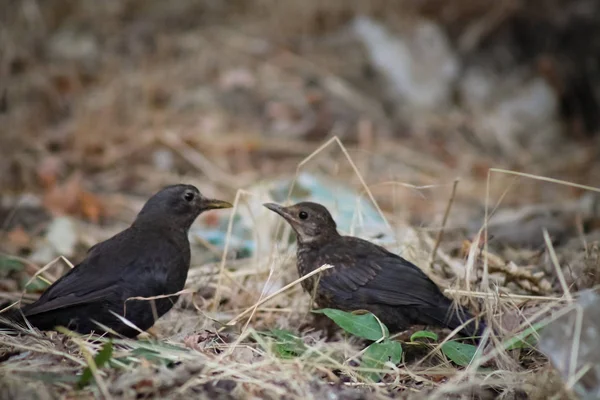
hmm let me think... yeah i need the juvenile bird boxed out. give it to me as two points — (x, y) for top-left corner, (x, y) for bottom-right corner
(0, 184), (232, 337)
(264, 201), (485, 339)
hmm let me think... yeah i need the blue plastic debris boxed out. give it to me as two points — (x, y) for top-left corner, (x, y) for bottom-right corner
(190, 172), (395, 259)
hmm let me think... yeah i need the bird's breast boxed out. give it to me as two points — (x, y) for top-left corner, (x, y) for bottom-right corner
(296, 246), (318, 292)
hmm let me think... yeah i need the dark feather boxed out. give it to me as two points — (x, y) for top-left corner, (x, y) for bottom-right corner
(0, 184), (231, 337)
(265, 201), (486, 340)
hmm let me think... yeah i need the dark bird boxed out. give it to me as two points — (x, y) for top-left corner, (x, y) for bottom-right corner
(0, 184), (232, 338)
(264, 201), (485, 339)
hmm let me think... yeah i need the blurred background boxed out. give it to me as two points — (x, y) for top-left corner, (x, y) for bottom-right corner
(1, 0), (600, 297)
(1, 1), (600, 397)
(1, 0), (599, 290)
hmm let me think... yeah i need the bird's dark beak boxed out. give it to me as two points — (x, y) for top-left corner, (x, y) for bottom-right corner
(202, 198), (233, 210)
(263, 203), (296, 223)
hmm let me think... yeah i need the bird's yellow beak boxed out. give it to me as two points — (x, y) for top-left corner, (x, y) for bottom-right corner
(202, 199), (233, 210)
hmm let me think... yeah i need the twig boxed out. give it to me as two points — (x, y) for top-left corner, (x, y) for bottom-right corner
(489, 168), (600, 194)
(125, 289), (195, 307)
(212, 189), (256, 313)
(20, 256), (74, 299)
(444, 288), (568, 302)
(240, 260), (278, 335)
(225, 264), (334, 326)
(464, 231), (481, 294)
(543, 229), (573, 302)
(429, 179), (459, 270)
(287, 136), (392, 232)
(483, 172), (520, 290)
(463, 239), (552, 293)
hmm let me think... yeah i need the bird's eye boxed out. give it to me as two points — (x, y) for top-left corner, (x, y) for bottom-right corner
(183, 191), (195, 202)
(299, 211), (308, 220)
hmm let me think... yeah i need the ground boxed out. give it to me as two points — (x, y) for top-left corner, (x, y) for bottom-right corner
(1, 1), (599, 399)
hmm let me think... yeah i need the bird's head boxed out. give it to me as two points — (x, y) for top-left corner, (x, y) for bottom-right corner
(135, 184), (232, 230)
(264, 201), (339, 244)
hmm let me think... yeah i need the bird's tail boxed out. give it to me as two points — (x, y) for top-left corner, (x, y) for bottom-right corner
(420, 304), (486, 340)
(443, 306), (487, 339)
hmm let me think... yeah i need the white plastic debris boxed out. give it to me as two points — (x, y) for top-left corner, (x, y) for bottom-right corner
(538, 290), (600, 400)
(45, 217), (78, 257)
(29, 217), (78, 265)
(352, 16), (459, 110)
(460, 68), (561, 156)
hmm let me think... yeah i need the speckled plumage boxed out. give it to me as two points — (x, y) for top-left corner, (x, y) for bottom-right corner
(265, 201), (485, 338)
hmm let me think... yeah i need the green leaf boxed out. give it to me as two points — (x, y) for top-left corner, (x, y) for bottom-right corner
(0, 257), (25, 273)
(503, 322), (545, 350)
(361, 340), (403, 382)
(314, 309), (389, 341)
(23, 277), (51, 293)
(269, 328), (299, 341)
(26, 372), (80, 384)
(441, 341), (478, 366)
(269, 329), (307, 359)
(130, 347), (170, 365)
(410, 330), (439, 342)
(78, 341), (114, 388)
(133, 339), (187, 352)
(113, 339), (188, 366)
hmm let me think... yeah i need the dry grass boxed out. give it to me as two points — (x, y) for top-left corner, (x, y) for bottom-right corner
(1, 138), (594, 399)
(1, 1), (599, 399)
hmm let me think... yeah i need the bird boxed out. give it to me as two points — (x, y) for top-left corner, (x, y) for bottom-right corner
(0, 184), (232, 338)
(264, 201), (485, 339)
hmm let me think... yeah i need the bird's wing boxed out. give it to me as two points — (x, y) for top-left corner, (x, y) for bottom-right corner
(316, 238), (446, 308)
(22, 284), (120, 316)
(23, 228), (187, 317)
(22, 258), (126, 316)
(23, 230), (139, 316)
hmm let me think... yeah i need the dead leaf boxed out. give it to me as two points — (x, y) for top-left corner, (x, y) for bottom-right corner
(78, 190), (104, 223)
(133, 378), (154, 391)
(42, 172), (106, 222)
(43, 173), (83, 216)
(183, 330), (218, 351)
(427, 375), (448, 383)
(6, 226), (31, 249)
